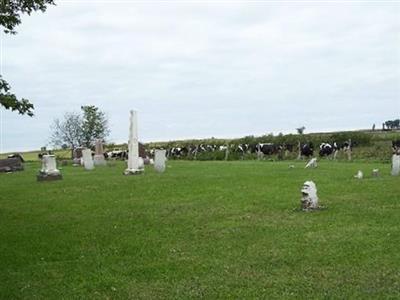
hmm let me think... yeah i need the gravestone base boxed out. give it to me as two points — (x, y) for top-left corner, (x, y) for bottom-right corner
(37, 172), (63, 182)
(124, 168), (144, 176)
(93, 155), (107, 166)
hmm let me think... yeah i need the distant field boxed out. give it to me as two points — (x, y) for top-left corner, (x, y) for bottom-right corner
(0, 149), (71, 161)
(1, 160), (399, 298)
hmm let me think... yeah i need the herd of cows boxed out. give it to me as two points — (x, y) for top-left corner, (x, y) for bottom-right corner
(164, 141), (353, 159)
(32, 140), (400, 162)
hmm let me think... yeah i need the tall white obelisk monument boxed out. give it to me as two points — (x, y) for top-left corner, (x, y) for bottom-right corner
(124, 110), (143, 175)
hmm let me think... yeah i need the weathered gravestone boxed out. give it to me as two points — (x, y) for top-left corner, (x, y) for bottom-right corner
(124, 110), (143, 175)
(391, 154), (400, 176)
(72, 147), (83, 165)
(305, 158), (317, 168)
(37, 155), (62, 181)
(0, 157), (24, 173)
(82, 149), (94, 170)
(93, 139), (107, 166)
(301, 181), (319, 211)
(372, 169), (380, 177)
(154, 149), (167, 173)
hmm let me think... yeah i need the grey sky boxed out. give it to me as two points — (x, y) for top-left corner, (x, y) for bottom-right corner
(1, 1), (399, 152)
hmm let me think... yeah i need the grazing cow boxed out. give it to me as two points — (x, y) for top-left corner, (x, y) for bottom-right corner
(169, 147), (189, 158)
(256, 143), (278, 155)
(300, 143), (314, 158)
(319, 143), (334, 157)
(393, 140), (400, 154)
(236, 144), (249, 154)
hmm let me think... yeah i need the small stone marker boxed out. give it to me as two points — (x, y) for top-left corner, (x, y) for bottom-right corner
(305, 158), (317, 168)
(301, 181), (319, 211)
(154, 149), (167, 173)
(37, 155), (62, 181)
(354, 170), (363, 179)
(0, 157), (24, 173)
(372, 169), (379, 177)
(391, 154), (400, 176)
(82, 149), (94, 170)
(93, 139), (107, 166)
(289, 164), (295, 169)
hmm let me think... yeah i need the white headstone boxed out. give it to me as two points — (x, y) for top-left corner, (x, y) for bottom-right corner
(391, 155), (400, 176)
(372, 169), (379, 177)
(41, 155), (60, 175)
(154, 149), (167, 173)
(82, 149), (94, 170)
(305, 158), (317, 168)
(354, 170), (363, 179)
(301, 181), (319, 210)
(125, 110), (143, 175)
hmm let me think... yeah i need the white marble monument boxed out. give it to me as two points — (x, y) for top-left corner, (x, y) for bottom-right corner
(93, 139), (107, 166)
(124, 110), (143, 175)
(37, 155), (62, 181)
(82, 149), (94, 170)
(154, 149), (167, 173)
(301, 181), (319, 211)
(391, 154), (400, 176)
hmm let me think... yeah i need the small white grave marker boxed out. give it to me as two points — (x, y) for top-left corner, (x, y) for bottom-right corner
(82, 149), (94, 170)
(354, 170), (363, 179)
(305, 158), (317, 168)
(391, 154), (400, 176)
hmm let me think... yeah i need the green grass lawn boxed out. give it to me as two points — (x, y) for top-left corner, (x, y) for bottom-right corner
(1, 160), (399, 299)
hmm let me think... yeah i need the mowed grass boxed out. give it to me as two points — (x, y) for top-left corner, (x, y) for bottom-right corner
(0, 160), (399, 299)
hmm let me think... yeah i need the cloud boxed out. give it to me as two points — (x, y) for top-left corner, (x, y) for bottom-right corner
(1, 2), (399, 152)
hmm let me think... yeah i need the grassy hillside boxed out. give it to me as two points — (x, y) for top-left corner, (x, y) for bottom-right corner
(1, 129), (399, 162)
(1, 160), (399, 298)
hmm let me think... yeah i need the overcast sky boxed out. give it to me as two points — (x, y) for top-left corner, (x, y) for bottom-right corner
(1, 1), (399, 152)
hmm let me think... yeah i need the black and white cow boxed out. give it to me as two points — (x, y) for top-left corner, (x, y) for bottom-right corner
(392, 140), (400, 154)
(300, 143), (314, 158)
(256, 143), (279, 155)
(319, 143), (334, 157)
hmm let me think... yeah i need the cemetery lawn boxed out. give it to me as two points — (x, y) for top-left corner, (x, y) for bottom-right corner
(1, 160), (399, 299)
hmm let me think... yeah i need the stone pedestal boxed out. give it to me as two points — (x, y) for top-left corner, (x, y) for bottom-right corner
(124, 110), (144, 175)
(154, 149), (167, 173)
(391, 154), (400, 176)
(82, 149), (94, 170)
(37, 155), (62, 181)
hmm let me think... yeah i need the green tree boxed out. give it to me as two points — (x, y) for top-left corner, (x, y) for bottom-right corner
(296, 126), (305, 135)
(81, 105), (110, 148)
(50, 106), (110, 154)
(0, 0), (55, 116)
